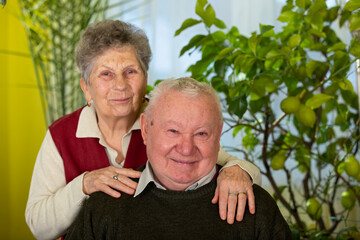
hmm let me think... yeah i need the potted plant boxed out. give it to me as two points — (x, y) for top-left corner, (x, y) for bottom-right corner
(176, 0), (360, 238)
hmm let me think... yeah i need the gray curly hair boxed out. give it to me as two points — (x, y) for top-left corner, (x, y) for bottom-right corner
(75, 19), (152, 84)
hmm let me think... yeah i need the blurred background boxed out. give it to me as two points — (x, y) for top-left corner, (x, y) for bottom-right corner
(0, 0), (357, 239)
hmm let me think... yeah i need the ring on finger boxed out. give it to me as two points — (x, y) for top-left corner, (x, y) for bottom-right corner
(228, 191), (247, 196)
(228, 192), (238, 196)
(113, 175), (119, 180)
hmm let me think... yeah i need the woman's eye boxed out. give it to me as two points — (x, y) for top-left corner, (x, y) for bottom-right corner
(100, 71), (112, 78)
(125, 69), (137, 76)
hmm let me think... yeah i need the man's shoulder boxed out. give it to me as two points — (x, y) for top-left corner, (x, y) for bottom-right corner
(253, 184), (274, 201)
(252, 184), (281, 213)
(87, 191), (134, 209)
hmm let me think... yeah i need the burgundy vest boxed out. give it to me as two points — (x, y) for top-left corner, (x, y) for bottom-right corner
(49, 106), (147, 183)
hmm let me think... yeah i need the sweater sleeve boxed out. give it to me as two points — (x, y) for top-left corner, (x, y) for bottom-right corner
(217, 147), (262, 185)
(25, 130), (89, 240)
(65, 198), (95, 240)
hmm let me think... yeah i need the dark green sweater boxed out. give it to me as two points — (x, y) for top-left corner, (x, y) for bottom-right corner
(66, 180), (292, 240)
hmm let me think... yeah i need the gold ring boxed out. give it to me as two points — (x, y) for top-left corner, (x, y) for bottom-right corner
(228, 192), (238, 196)
(228, 192), (247, 196)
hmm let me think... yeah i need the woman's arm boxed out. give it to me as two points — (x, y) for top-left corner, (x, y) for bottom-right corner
(25, 131), (142, 239)
(214, 146), (262, 224)
(25, 131), (88, 239)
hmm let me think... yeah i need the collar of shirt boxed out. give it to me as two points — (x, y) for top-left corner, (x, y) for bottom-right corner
(75, 104), (145, 167)
(134, 161), (217, 197)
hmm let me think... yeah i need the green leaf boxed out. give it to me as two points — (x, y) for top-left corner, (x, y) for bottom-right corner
(195, 0), (206, 19)
(305, 93), (333, 109)
(260, 24), (274, 34)
(336, 162), (345, 174)
(284, 77), (299, 93)
(288, 34), (301, 48)
(214, 18), (226, 29)
(242, 56), (257, 73)
(232, 125), (243, 137)
(211, 31), (227, 42)
(350, 39), (360, 58)
(203, 4), (216, 27)
(242, 128), (259, 151)
(277, 10), (296, 23)
(188, 54), (215, 76)
(338, 79), (354, 92)
(306, 60), (321, 78)
(228, 94), (248, 119)
(327, 42), (346, 52)
(215, 47), (235, 61)
(248, 33), (261, 55)
(344, 0), (360, 11)
(295, 0), (306, 9)
(175, 18), (202, 36)
(349, 14), (360, 32)
(179, 34), (205, 56)
(197, 0), (207, 8)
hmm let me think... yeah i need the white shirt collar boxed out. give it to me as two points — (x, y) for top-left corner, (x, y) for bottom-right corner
(134, 161), (217, 197)
(76, 104), (143, 139)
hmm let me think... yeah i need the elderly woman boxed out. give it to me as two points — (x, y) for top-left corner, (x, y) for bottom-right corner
(25, 20), (261, 240)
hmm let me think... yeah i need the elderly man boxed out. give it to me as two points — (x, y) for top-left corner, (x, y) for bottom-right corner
(66, 77), (292, 239)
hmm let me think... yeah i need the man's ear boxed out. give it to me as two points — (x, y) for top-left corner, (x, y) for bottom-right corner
(218, 122), (224, 148)
(80, 78), (91, 102)
(140, 113), (148, 145)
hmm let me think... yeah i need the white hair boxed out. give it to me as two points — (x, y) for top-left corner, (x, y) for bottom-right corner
(144, 77), (223, 125)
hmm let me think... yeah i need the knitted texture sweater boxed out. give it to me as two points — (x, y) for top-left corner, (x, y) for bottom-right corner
(66, 180), (292, 240)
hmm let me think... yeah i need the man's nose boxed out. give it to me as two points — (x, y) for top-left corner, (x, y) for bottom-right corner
(176, 135), (195, 156)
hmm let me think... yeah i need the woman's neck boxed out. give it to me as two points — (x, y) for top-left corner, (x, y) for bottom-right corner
(97, 113), (137, 158)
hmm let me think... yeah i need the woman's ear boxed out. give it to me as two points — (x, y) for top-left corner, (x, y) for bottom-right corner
(140, 113), (148, 145)
(80, 78), (91, 102)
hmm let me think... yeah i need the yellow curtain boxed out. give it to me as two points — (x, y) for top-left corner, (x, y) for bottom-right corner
(0, 1), (46, 239)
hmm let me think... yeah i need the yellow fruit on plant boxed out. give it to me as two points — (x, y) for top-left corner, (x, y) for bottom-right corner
(295, 104), (316, 127)
(344, 156), (360, 178)
(270, 153), (286, 170)
(280, 96), (301, 114)
(306, 198), (322, 220)
(341, 189), (356, 210)
(355, 169), (360, 181)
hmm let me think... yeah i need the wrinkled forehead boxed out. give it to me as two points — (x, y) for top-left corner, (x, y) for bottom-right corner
(152, 91), (221, 125)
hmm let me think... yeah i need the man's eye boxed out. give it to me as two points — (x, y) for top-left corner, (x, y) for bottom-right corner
(168, 129), (177, 133)
(197, 132), (207, 136)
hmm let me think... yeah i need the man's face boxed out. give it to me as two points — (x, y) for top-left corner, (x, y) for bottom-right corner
(141, 90), (223, 191)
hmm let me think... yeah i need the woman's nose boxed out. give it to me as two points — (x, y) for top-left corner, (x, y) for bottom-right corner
(113, 75), (127, 90)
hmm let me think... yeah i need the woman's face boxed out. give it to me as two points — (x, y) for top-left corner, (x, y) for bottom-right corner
(81, 46), (147, 121)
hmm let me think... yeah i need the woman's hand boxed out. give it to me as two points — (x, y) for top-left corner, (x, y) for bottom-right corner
(82, 166), (142, 198)
(211, 165), (255, 224)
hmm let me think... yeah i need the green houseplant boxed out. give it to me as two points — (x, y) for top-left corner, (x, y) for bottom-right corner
(176, 0), (360, 238)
